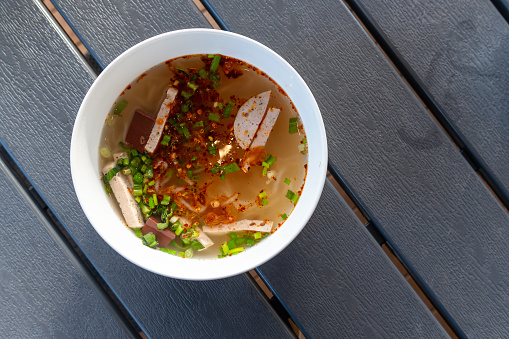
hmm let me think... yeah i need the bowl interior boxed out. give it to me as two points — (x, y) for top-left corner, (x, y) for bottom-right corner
(71, 29), (327, 280)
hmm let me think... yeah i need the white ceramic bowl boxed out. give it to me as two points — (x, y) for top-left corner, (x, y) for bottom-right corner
(70, 28), (327, 280)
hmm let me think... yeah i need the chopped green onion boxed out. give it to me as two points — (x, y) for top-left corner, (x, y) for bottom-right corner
(208, 145), (217, 154)
(160, 135), (171, 146)
(228, 239), (236, 249)
(152, 194), (158, 206)
(185, 248), (194, 258)
(229, 247), (244, 255)
(144, 167), (153, 179)
(223, 163), (240, 174)
(178, 252), (185, 258)
(302, 137), (307, 144)
(254, 232), (262, 240)
(291, 193), (300, 203)
(222, 105), (233, 118)
(191, 156), (197, 162)
(161, 195), (171, 206)
(104, 182), (112, 194)
(286, 190), (295, 199)
(103, 165), (120, 182)
(140, 204), (151, 215)
(100, 147), (111, 158)
(210, 55), (221, 73)
(236, 237), (246, 246)
(261, 198), (268, 206)
(193, 121), (204, 128)
(262, 167), (268, 176)
(221, 242), (229, 255)
(175, 222), (184, 236)
(133, 184), (143, 196)
(198, 68), (208, 79)
(157, 222), (168, 230)
(121, 167), (131, 175)
(181, 90), (194, 99)
(175, 66), (188, 74)
(228, 232), (238, 240)
(181, 104), (189, 113)
(166, 169), (173, 179)
(220, 173), (225, 180)
(208, 113), (220, 122)
(142, 233), (158, 248)
(160, 248), (177, 256)
(218, 103), (224, 109)
(258, 191), (267, 198)
(134, 228), (143, 238)
(289, 117), (298, 134)
(187, 82), (198, 91)
(113, 101), (127, 115)
(265, 155), (277, 166)
(262, 161), (269, 168)
(281, 213), (288, 220)
(148, 197), (155, 209)
(140, 164), (148, 173)
(131, 149), (138, 157)
(284, 178), (291, 185)
(133, 172), (143, 184)
(147, 180), (154, 186)
(246, 238), (255, 246)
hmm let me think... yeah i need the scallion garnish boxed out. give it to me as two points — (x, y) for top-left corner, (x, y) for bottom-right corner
(289, 117), (298, 134)
(181, 90), (194, 99)
(282, 213), (288, 220)
(254, 232), (262, 240)
(208, 113), (220, 122)
(286, 190), (300, 203)
(258, 191), (267, 198)
(210, 55), (221, 73)
(261, 198), (268, 206)
(103, 165), (120, 182)
(161, 195), (171, 206)
(222, 105), (233, 118)
(265, 155), (277, 167)
(160, 248), (177, 256)
(284, 178), (291, 185)
(100, 147), (111, 158)
(223, 163), (240, 174)
(208, 145), (217, 154)
(193, 121), (204, 128)
(144, 167), (153, 179)
(187, 82), (198, 91)
(181, 104), (189, 113)
(133, 172), (143, 184)
(153, 194), (158, 206)
(160, 135), (171, 146)
(142, 233), (158, 248)
(134, 228), (143, 238)
(178, 252), (185, 258)
(113, 101), (127, 115)
(198, 68), (208, 79)
(133, 184), (143, 196)
(185, 248), (194, 258)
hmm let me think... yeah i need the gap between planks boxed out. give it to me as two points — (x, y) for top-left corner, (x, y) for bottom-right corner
(40, 0), (457, 337)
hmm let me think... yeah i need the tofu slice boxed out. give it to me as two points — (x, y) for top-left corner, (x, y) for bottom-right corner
(241, 107), (280, 172)
(103, 162), (144, 229)
(202, 220), (273, 233)
(234, 91), (271, 149)
(145, 87), (178, 153)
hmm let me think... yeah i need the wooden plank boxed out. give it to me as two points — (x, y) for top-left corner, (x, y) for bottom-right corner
(205, 0), (509, 337)
(0, 2), (292, 338)
(355, 0), (509, 200)
(260, 181), (448, 338)
(0, 159), (129, 338)
(51, 0), (211, 66)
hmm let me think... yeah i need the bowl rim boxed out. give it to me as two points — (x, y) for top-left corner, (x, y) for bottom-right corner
(70, 28), (327, 280)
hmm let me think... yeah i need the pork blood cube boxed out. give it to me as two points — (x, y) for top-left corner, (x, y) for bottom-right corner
(125, 109), (156, 153)
(141, 216), (176, 247)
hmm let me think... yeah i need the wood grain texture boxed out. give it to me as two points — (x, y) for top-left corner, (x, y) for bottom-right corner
(357, 0), (509, 198)
(52, 0), (211, 66)
(0, 2), (291, 338)
(205, 0), (509, 337)
(0, 165), (128, 338)
(261, 181), (448, 338)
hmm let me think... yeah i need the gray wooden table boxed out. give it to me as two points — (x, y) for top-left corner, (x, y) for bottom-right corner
(1, 0), (508, 337)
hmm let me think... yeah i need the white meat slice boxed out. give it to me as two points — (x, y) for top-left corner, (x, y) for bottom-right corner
(145, 87), (178, 153)
(234, 91), (271, 149)
(103, 162), (144, 229)
(241, 107), (280, 172)
(194, 226), (213, 251)
(202, 220), (273, 233)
